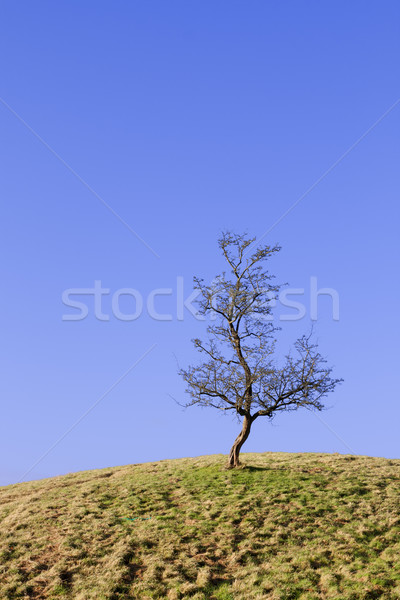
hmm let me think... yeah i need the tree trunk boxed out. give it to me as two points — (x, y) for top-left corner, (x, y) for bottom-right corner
(227, 414), (253, 468)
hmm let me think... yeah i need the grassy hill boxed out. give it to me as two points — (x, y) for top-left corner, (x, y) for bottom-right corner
(1, 453), (400, 600)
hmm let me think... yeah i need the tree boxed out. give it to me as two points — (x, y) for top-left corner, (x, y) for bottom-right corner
(179, 232), (342, 468)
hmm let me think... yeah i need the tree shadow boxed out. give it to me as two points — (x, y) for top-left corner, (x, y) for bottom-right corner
(240, 465), (270, 472)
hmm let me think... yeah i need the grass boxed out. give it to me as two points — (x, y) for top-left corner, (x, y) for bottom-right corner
(1, 452), (400, 599)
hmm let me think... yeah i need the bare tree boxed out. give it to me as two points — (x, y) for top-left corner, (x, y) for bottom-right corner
(179, 232), (342, 468)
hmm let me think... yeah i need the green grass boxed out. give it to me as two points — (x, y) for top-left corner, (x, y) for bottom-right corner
(1, 452), (400, 599)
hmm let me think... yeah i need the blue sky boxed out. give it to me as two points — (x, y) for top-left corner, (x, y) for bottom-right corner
(1, 1), (399, 486)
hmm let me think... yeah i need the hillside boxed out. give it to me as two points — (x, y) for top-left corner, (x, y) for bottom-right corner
(1, 453), (400, 600)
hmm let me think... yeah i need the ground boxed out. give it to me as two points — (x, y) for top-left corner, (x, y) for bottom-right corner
(1, 452), (400, 599)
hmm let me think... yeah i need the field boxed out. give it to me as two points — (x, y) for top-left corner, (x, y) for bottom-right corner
(1, 452), (400, 599)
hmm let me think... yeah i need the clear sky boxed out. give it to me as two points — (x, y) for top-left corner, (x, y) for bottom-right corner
(1, 1), (399, 486)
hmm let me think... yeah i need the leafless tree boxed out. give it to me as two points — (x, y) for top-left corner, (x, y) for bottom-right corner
(179, 232), (342, 468)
